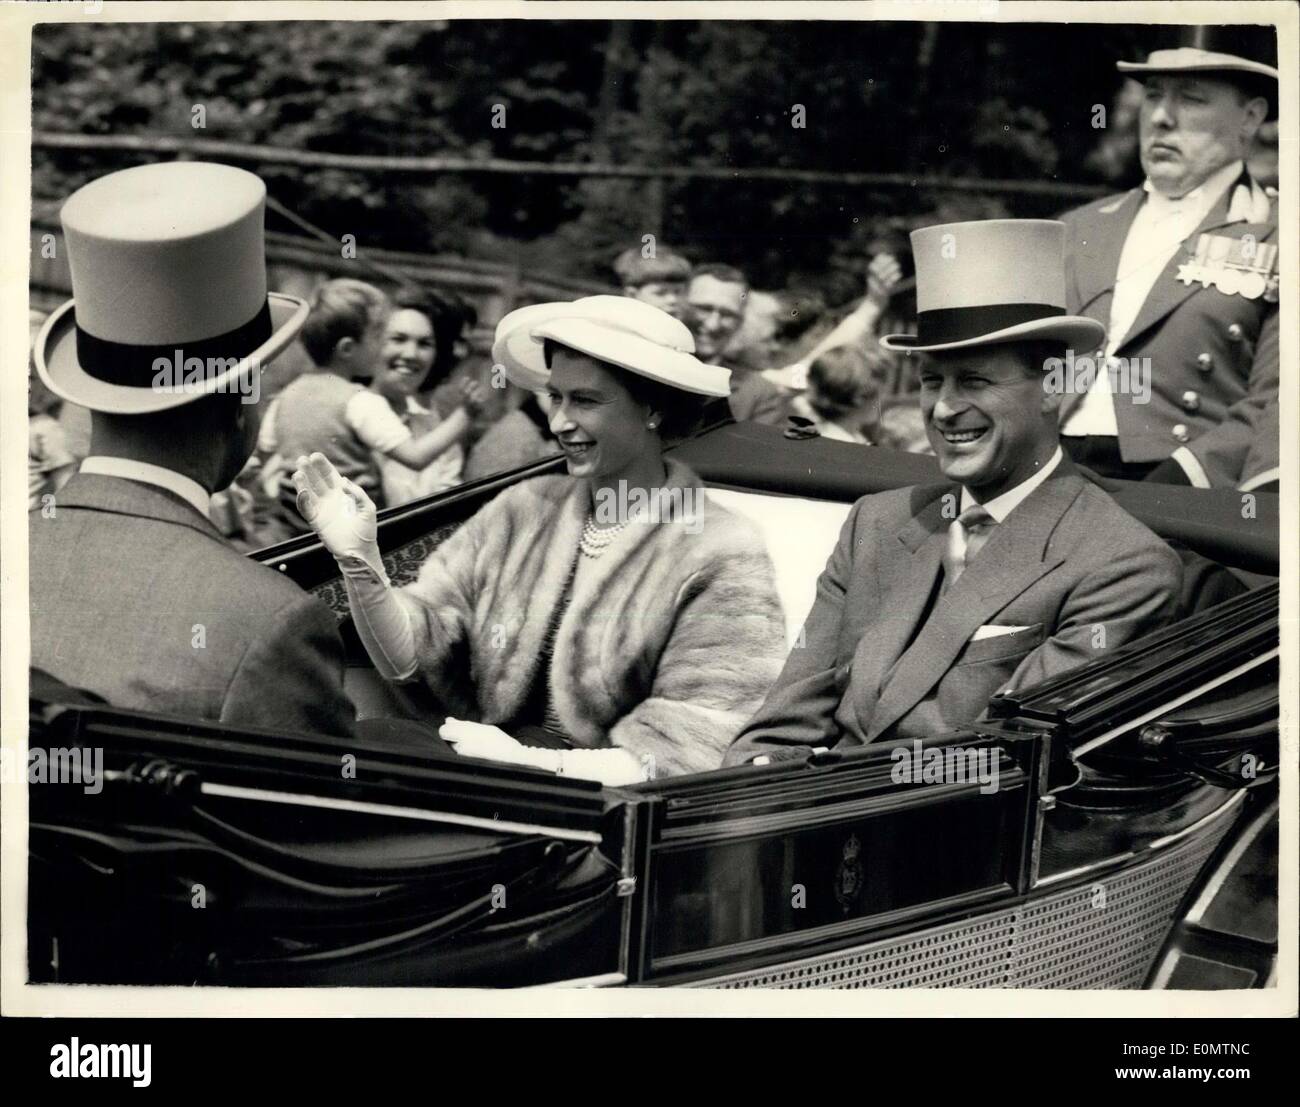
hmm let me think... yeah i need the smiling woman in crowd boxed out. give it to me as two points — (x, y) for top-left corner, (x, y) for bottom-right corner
(293, 295), (788, 783)
(369, 288), (468, 507)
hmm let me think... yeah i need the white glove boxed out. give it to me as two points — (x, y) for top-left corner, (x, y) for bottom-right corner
(291, 452), (416, 682)
(292, 452), (385, 581)
(440, 718), (650, 786)
(440, 719), (533, 763)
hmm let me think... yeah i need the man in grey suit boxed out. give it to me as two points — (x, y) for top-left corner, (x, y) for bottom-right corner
(726, 220), (1182, 766)
(30, 161), (355, 736)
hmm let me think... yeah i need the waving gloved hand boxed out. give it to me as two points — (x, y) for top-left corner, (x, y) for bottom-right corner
(291, 452), (385, 580)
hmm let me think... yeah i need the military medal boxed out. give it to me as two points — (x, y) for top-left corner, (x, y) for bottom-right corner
(1177, 233), (1278, 301)
(1176, 233), (1216, 288)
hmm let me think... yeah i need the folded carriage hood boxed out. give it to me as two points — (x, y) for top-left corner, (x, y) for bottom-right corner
(669, 423), (1279, 576)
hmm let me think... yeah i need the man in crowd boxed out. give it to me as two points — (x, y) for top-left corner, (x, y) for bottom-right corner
(30, 161), (357, 736)
(686, 263), (790, 425)
(1059, 26), (1279, 489)
(613, 245), (691, 317)
(726, 219), (1182, 765)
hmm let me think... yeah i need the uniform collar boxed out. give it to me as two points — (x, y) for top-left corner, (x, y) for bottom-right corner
(960, 446), (1063, 522)
(79, 456), (211, 518)
(1142, 159), (1245, 218)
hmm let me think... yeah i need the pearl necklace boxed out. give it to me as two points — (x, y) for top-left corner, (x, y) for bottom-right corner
(580, 513), (632, 558)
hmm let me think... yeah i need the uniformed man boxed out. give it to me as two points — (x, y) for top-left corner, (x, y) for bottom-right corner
(1058, 26), (1279, 490)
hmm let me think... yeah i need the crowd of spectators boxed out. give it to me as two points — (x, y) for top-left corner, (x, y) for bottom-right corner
(30, 242), (925, 549)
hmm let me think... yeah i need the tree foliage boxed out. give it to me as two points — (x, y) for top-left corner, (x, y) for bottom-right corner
(33, 19), (1156, 299)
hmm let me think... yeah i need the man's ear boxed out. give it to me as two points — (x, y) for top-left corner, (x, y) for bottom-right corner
(1040, 377), (1063, 416)
(334, 336), (357, 362)
(1242, 96), (1268, 136)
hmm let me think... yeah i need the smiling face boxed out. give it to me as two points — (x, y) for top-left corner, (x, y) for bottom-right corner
(1138, 75), (1266, 198)
(918, 345), (1059, 500)
(545, 346), (660, 485)
(686, 275), (746, 363)
(374, 308), (436, 402)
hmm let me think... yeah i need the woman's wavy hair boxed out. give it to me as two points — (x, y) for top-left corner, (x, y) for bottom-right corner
(390, 285), (479, 392)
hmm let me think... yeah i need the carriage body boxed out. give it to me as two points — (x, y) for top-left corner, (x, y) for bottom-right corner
(27, 424), (1280, 989)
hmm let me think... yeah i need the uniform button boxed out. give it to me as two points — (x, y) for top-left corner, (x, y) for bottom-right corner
(1227, 323), (1244, 342)
(1181, 390), (1200, 412)
(1196, 352), (1213, 372)
(1172, 424), (1190, 442)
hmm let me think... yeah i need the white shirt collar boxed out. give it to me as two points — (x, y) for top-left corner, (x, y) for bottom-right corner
(79, 456), (212, 519)
(1142, 159), (1242, 213)
(960, 446), (1063, 523)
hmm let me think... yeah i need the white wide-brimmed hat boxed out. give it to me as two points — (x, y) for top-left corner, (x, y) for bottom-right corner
(880, 220), (1107, 355)
(492, 294), (731, 397)
(34, 161), (308, 415)
(1117, 25), (1278, 118)
(1117, 45), (1279, 81)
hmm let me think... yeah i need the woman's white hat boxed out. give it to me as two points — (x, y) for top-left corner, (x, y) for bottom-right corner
(34, 161), (309, 415)
(492, 294), (731, 397)
(880, 220), (1107, 354)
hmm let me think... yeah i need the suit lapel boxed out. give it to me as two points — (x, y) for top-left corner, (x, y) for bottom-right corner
(1058, 190), (1142, 423)
(53, 473), (226, 543)
(1073, 188), (1143, 322)
(865, 470), (1083, 741)
(846, 491), (948, 737)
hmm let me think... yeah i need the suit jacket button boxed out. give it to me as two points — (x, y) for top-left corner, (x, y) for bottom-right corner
(1196, 352), (1213, 372)
(1172, 423), (1190, 442)
(1181, 390), (1200, 412)
(1227, 323), (1244, 342)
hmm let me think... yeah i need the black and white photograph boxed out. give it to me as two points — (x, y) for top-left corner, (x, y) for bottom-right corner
(2, 0), (1295, 1037)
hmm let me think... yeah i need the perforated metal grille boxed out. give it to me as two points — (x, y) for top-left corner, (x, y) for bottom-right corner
(688, 813), (1234, 989)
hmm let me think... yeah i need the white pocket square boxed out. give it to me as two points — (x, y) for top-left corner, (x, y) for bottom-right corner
(971, 624), (1033, 641)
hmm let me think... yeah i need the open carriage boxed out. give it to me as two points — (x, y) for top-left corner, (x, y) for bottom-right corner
(28, 422), (1279, 989)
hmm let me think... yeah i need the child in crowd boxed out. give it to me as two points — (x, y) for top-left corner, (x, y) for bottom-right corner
(788, 346), (889, 445)
(260, 278), (486, 531)
(613, 246), (692, 318)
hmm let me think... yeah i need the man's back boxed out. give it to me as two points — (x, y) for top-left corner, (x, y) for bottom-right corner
(30, 474), (355, 736)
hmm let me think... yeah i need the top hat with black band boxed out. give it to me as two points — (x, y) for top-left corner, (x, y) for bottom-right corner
(1118, 24), (1279, 119)
(35, 161), (309, 415)
(880, 220), (1107, 355)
